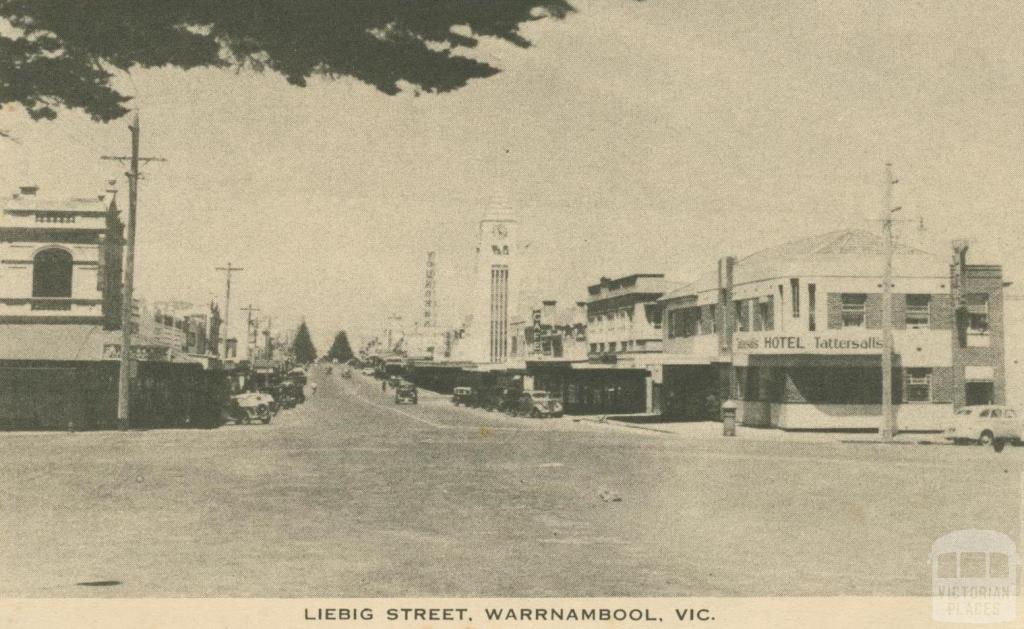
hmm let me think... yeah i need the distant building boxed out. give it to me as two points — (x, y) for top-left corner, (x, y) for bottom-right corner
(586, 274), (671, 362)
(453, 201), (518, 365)
(509, 299), (588, 362)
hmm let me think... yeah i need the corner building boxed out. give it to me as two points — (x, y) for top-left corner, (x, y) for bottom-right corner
(659, 230), (1005, 430)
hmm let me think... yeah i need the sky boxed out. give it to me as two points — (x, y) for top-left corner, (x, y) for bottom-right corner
(2, 0), (1023, 352)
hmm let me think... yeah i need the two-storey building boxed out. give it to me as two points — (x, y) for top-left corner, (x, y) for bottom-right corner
(572, 274), (675, 414)
(0, 185), (122, 326)
(0, 185), (223, 429)
(659, 229), (1006, 430)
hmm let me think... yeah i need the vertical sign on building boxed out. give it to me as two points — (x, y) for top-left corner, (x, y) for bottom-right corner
(423, 251), (435, 329)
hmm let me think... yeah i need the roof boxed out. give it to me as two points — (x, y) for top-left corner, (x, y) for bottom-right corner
(661, 228), (947, 301)
(743, 229), (931, 259)
(2, 193), (113, 214)
(0, 324), (119, 361)
(587, 273), (670, 295)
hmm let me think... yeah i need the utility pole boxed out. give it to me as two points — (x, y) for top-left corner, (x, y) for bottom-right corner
(263, 317), (273, 359)
(102, 113), (165, 431)
(880, 163), (901, 441)
(215, 263), (244, 357)
(240, 304), (260, 361)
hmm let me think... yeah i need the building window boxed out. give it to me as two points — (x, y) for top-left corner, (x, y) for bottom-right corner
(905, 368), (932, 402)
(684, 307), (700, 337)
(759, 296), (774, 331)
(807, 283), (817, 331)
(790, 279), (800, 318)
(841, 293), (867, 328)
(906, 294), (931, 328)
(31, 247), (73, 310)
(590, 343), (598, 353)
(705, 304), (717, 334)
(735, 300), (750, 332)
(965, 294), (989, 335)
(644, 303), (662, 329)
(608, 342), (616, 352)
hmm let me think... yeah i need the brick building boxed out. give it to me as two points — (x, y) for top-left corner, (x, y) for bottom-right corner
(658, 230), (1006, 430)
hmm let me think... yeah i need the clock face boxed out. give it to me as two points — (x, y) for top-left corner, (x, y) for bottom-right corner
(492, 223), (508, 239)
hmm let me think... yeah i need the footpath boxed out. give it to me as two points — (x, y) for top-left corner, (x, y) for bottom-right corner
(574, 414), (947, 445)
(366, 376), (951, 446)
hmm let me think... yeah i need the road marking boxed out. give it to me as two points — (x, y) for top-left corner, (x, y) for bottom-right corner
(340, 384), (448, 430)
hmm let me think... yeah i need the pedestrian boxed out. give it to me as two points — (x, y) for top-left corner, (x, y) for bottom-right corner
(310, 381), (318, 396)
(382, 379), (387, 393)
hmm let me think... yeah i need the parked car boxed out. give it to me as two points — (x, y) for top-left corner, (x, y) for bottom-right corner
(361, 367), (375, 376)
(394, 382), (418, 405)
(482, 385), (521, 414)
(341, 368), (352, 379)
(224, 391), (275, 424)
(944, 405), (1022, 446)
(513, 390), (564, 418)
(452, 386), (474, 406)
(288, 367), (308, 386)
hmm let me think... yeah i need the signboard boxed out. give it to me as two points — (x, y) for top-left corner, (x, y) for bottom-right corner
(102, 344), (172, 362)
(732, 332), (883, 355)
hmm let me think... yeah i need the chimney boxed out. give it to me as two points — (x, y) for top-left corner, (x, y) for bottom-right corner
(18, 185), (39, 196)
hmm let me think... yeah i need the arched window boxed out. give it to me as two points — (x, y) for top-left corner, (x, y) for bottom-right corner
(32, 248), (73, 310)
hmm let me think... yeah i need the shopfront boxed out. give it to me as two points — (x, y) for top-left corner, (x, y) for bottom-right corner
(732, 330), (954, 430)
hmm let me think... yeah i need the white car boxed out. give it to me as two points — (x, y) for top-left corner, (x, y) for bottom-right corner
(944, 405), (1022, 446)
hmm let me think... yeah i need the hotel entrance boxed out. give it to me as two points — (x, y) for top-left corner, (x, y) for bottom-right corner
(662, 364), (720, 420)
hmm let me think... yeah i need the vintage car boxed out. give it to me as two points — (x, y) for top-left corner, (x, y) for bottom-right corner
(288, 367), (308, 386)
(452, 386), (474, 406)
(513, 391), (564, 418)
(944, 405), (1022, 446)
(394, 382), (418, 405)
(225, 391), (275, 424)
(361, 367), (375, 376)
(341, 368), (352, 379)
(481, 385), (521, 414)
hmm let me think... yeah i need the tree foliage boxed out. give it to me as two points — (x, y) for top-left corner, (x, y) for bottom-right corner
(291, 320), (318, 364)
(0, 0), (574, 121)
(325, 331), (354, 363)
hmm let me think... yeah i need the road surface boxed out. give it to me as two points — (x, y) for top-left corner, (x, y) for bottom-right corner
(0, 366), (1020, 597)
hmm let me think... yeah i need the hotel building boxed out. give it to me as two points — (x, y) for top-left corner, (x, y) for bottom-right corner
(658, 229), (1006, 430)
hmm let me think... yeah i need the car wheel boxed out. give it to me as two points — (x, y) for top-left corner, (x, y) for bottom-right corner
(979, 430), (994, 446)
(530, 409), (540, 418)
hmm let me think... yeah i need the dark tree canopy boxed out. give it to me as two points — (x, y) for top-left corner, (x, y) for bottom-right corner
(326, 331), (354, 363)
(291, 320), (318, 364)
(0, 0), (574, 121)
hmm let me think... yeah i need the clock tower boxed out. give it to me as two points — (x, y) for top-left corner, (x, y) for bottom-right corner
(461, 201), (518, 364)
